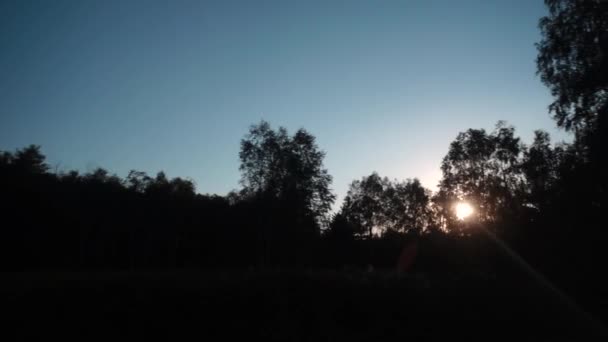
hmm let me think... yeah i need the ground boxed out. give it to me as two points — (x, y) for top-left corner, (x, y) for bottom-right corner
(1, 270), (605, 340)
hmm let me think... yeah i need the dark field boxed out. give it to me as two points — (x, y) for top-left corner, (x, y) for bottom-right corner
(2, 270), (606, 340)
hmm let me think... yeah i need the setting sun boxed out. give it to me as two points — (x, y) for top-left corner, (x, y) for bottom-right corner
(455, 202), (474, 220)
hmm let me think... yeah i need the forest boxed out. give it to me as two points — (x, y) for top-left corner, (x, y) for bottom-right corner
(1, 0), (607, 339)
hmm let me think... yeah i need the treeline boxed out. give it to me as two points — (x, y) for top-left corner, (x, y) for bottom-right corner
(0, 117), (602, 276)
(0, 122), (337, 270)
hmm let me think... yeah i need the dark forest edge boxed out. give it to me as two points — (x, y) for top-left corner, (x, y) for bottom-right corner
(0, 0), (607, 325)
(0, 119), (603, 278)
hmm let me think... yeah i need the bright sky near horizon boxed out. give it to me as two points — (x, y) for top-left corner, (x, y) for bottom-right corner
(0, 0), (568, 208)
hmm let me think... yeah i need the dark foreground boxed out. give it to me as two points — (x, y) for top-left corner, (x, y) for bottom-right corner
(1, 270), (606, 341)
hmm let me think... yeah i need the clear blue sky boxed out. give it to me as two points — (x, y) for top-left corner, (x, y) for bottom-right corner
(0, 0), (566, 207)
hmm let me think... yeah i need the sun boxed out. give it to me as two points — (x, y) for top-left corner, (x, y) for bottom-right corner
(455, 202), (473, 220)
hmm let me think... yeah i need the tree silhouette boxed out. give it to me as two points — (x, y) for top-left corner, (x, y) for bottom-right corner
(521, 130), (560, 213)
(384, 178), (434, 235)
(340, 173), (434, 238)
(436, 122), (525, 231)
(340, 172), (389, 238)
(239, 120), (335, 226)
(537, 0), (608, 134)
(537, 0), (608, 203)
(126, 170), (153, 193)
(236, 121), (335, 266)
(12, 145), (49, 175)
(535, 1), (608, 302)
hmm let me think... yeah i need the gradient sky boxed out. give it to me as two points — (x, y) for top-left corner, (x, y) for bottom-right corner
(0, 0), (568, 208)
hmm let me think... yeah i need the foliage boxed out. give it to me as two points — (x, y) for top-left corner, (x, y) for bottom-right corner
(436, 122), (525, 229)
(239, 121), (335, 227)
(537, 0), (608, 134)
(339, 173), (434, 238)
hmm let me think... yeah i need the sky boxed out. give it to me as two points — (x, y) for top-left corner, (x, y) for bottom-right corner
(0, 0), (568, 208)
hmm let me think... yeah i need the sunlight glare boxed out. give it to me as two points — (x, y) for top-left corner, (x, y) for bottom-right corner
(455, 202), (473, 220)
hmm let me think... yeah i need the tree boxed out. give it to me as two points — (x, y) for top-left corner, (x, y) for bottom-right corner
(536, 0), (607, 216)
(537, 0), (608, 134)
(327, 212), (356, 241)
(239, 121), (335, 226)
(536, 1), (607, 278)
(126, 170), (152, 193)
(169, 177), (196, 198)
(12, 145), (49, 175)
(437, 122), (525, 230)
(0, 151), (13, 168)
(340, 172), (388, 238)
(521, 130), (559, 211)
(341, 174), (434, 238)
(384, 178), (434, 234)
(127, 171), (196, 198)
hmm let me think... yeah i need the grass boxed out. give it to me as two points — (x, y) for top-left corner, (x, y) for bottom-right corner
(1, 269), (605, 340)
